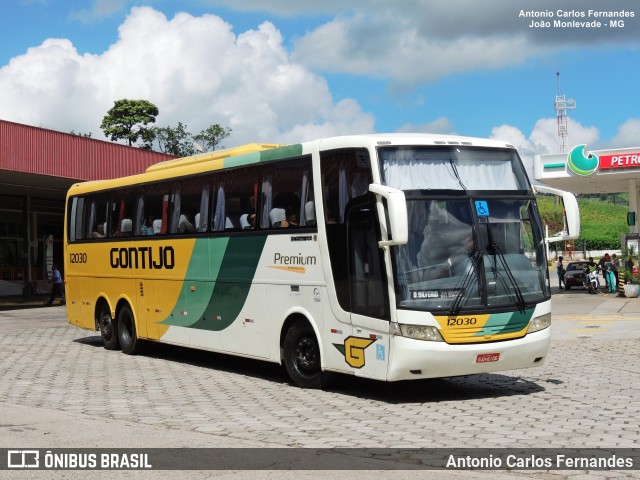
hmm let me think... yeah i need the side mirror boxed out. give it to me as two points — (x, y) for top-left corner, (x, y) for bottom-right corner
(533, 185), (580, 243)
(368, 184), (408, 247)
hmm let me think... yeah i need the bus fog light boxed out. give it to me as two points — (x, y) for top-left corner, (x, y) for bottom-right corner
(399, 324), (444, 342)
(528, 313), (551, 333)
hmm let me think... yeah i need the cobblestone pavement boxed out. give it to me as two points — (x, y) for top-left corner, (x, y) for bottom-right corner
(0, 295), (639, 479)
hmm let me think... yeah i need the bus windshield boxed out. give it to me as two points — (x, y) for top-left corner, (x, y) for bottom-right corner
(378, 146), (548, 313)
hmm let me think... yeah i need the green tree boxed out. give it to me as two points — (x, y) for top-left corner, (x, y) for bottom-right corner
(193, 124), (232, 152)
(69, 130), (92, 138)
(100, 99), (159, 148)
(153, 122), (195, 156)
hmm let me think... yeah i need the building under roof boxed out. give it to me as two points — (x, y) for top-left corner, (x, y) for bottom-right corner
(0, 119), (174, 296)
(534, 144), (640, 252)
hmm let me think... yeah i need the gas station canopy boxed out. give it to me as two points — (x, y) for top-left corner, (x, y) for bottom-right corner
(534, 145), (640, 194)
(534, 145), (640, 234)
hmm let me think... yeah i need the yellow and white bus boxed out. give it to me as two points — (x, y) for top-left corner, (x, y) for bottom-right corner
(64, 134), (579, 388)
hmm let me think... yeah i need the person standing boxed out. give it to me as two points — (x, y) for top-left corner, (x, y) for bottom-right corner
(46, 265), (65, 306)
(604, 254), (616, 293)
(556, 256), (565, 290)
(597, 255), (608, 291)
(611, 253), (620, 291)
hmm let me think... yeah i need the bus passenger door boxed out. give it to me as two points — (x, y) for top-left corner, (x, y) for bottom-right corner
(345, 196), (391, 380)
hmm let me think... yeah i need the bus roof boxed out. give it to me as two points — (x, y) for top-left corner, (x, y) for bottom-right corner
(67, 133), (517, 196)
(315, 133), (515, 151)
(145, 143), (287, 173)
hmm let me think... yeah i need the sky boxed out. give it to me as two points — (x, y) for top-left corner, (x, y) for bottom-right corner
(1, 0), (639, 176)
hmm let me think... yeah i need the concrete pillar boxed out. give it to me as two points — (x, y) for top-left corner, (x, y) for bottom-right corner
(629, 178), (638, 235)
(22, 194), (33, 297)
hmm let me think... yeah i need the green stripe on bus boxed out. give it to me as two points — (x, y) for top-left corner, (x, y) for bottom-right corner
(160, 235), (268, 331)
(192, 235), (268, 331)
(223, 151), (262, 169)
(260, 144), (303, 162)
(473, 308), (534, 337)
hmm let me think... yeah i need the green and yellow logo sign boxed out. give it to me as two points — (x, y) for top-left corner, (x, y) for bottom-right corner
(567, 144), (599, 176)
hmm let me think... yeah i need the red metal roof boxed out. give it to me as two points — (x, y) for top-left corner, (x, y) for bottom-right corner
(0, 119), (175, 181)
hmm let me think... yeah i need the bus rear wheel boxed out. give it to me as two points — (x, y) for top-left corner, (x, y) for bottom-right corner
(98, 305), (120, 350)
(117, 304), (144, 355)
(283, 321), (330, 389)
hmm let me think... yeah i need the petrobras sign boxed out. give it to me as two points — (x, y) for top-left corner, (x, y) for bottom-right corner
(567, 144), (640, 176)
(598, 152), (640, 170)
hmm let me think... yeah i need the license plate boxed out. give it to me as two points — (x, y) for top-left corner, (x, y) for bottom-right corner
(476, 353), (500, 363)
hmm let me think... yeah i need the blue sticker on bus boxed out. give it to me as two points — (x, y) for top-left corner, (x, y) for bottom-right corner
(475, 201), (489, 217)
(376, 344), (385, 361)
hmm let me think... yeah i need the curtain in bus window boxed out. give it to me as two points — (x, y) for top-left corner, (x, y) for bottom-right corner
(135, 196), (144, 236)
(86, 200), (96, 239)
(102, 202), (110, 238)
(299, 171), (309, 226)
(171, 191), (181, 233)
(383, 158), (460, 190)
(116, 200), (126, 236)
(199, 184), (210, 232)
(213, 185), (225, 231)
(339, 163), (347, 223)
(382, 156), (519, 191)
(457, 160), (518, 190)
(261, 175), (272, 229)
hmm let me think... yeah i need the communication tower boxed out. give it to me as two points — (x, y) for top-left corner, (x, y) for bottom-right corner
(554, 71), (576, 153)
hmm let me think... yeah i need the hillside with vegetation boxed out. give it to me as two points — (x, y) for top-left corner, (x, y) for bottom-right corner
(537, 195), (629, 251)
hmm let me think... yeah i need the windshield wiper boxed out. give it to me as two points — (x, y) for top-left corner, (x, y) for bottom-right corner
(449, 249), (482, 315)
(484, 218), (527, 312)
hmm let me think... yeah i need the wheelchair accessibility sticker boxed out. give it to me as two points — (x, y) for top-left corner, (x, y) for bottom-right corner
(475, 200), (490, 217)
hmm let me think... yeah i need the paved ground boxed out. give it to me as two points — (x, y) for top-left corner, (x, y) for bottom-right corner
(0, 288), (638, 479)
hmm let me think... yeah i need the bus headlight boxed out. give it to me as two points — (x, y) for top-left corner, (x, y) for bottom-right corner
(528, 313), (551, 333)
(396, 323), (444, 342)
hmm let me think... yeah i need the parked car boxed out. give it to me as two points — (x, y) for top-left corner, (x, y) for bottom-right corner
(563, 261), (591, 290)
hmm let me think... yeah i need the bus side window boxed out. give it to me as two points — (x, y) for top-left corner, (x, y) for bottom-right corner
(213, 167), (259, 232)
(112, 191), (135, 237)
(261, 156), (314, 230)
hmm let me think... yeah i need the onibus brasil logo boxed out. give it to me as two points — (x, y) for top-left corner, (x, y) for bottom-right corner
(567, 144), (599, 176)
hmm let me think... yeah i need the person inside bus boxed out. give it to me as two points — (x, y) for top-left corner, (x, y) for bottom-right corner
(92, 223), (105, 238)
(283, 206), (299, 227)
(241, 212), (257, 229)
(141, 215), (155, 235)
(178, 213), (196, 233)
(446, 230), (476, 277)
(269, 208), (287, 228)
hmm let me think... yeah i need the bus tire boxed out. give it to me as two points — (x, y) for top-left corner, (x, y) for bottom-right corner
(117, 304), (144, 355)
(283, 321), (330, 389)
(98, 305), (120, 351)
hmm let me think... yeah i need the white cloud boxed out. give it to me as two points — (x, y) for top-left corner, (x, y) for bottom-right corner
(293, 15), (548, 89)
(529, 117), (600, 153)
(286, 0), (638, 89)
(0, 6), (374, 146)
(490, 118), (600, 179)
(604, 119), (640, 149)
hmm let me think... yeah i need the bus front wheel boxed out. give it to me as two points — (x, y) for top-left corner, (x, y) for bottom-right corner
(283, 321), (330, 389)
(98, 305), (120, 351)
(117, 305), (144, 355)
